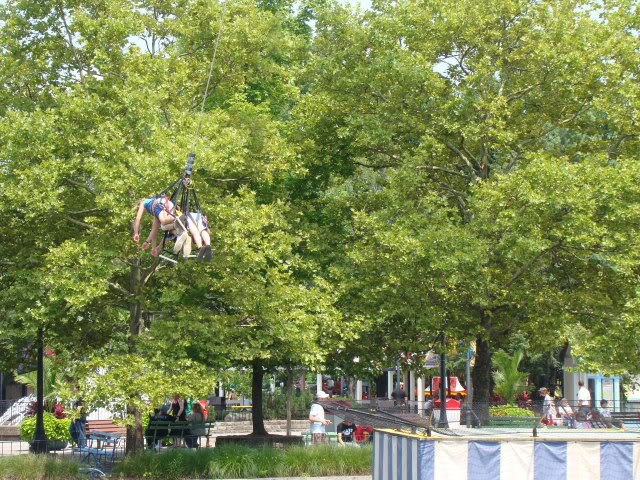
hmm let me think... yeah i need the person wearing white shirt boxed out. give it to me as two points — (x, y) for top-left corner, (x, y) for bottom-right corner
(577, 380), (591, 416)
(309, 391), (331, 445)
(539, 387), (555, 424)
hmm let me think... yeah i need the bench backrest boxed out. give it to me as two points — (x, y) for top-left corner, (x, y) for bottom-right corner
(86, 420), (127, 436)
(89, 432), (123, 446)
(147, 420), (215, 428)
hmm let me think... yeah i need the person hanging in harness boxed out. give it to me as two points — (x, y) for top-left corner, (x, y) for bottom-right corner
(133, 196), (176, 257)
(185, 211), (212, 262)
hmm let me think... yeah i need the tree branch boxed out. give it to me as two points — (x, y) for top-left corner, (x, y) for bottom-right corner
(558, 103), (591, 126)
(417, 165), (471, 179)
(68, 208), (107, 215)
(63, 215), (98, 230)
(205, 177), (248, 183)
(108, 281), (133, 297)
(608, 133), (638, 158)
(142, 258), (162, 284)
(354, 161), (395, 169)
(57, 6), (85, 83)
(505, 241), (563, 289)
(444, 142), (477, 174)
(64, 178), (98, 195)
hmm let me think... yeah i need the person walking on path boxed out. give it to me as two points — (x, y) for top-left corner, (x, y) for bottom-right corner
(309, 391), (331, 445)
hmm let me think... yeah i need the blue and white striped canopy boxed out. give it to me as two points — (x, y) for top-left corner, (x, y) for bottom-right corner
(373, 430), (640, 480)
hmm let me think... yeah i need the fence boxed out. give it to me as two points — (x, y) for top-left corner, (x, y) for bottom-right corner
(3, 397), (638, 457)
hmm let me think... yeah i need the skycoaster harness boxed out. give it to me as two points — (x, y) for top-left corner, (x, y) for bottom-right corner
(155, 152), (211, 264)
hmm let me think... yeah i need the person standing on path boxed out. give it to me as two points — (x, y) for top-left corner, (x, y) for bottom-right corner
(71, 395), (87, 448)
(539, 387), (556, 424)
(309, 391), (331, 445)
(392, 382), (407, 407)
(577, 381), (591, 416)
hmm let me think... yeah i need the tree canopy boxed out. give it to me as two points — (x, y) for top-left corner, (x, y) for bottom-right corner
(1, 0), (639, 437)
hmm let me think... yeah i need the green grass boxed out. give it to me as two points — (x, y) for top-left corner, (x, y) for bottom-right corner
(0, 454), (82, 480)
(113, 444), (373, 479)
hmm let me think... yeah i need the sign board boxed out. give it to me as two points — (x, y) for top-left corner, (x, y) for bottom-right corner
(601, 378), (614, 401)
(430, 376), (465, 393)
(425, 351), (439, 369)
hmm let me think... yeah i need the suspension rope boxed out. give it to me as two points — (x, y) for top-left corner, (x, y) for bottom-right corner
(191, 0), (228, 151)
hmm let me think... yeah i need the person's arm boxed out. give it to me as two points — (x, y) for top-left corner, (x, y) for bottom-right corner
(133, 202), (146, 242)
(177, 398), (185, 418)
(308, 407), (330, 425)
(308, 413), (329, 424)
(147, 217), (161, 255)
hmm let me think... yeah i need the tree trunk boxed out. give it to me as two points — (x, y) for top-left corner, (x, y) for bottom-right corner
(557, 342), (569, 396)
(126, 259), (144, 454)
(285, 368), (293, 436)
(251, 359), (268, 436)
(471, 334), (492, 426)
(347, 376), (357, 399)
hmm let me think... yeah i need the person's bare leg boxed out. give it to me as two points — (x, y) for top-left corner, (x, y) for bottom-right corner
(200, 228), (211, 246)
(187, 223), (203, 249)
(158, 211), (175, 226)
(147, 218), (161, 256)
(198, 223), (212, 261)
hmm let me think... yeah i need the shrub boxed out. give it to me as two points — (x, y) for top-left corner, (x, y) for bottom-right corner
(19, 413), (72, 442)
(113, 443), (373, 479)
(0, 454), (81, 480)
(489, 404), (536, 417)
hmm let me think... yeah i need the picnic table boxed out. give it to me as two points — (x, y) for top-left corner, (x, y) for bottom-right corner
(74, 431), (123, 468)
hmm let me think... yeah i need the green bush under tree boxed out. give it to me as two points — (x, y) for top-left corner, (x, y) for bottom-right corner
(114, 444), (372, 479)
(0, 454), (81, 480)
(489, 405), (536, 417)
(19, 413), (72, 443)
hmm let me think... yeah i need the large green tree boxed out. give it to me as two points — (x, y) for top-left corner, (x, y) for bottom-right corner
(0, 0), (338, 450)
(293, 0), (640, 417)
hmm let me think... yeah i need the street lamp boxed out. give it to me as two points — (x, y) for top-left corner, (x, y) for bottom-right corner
(31, 326), (48, 453)
(437, 333), (449, 428)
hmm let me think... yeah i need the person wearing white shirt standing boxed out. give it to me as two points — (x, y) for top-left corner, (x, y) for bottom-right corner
(577, 380), (591, 416)
(309, 391), (331, 445)
(539, 387), (556, 424)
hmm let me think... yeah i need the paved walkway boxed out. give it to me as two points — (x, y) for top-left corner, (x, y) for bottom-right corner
(205, 477), (370, 480)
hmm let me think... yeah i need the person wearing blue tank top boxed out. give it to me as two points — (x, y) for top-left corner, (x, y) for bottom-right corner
(133, 196), (176, 256)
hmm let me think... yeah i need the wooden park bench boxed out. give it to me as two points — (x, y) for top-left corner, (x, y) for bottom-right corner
(146, 420), (216, 449)
(86, 419), (127, 436)
(612, 411), (640, 427)
(74, 431), (124, 468)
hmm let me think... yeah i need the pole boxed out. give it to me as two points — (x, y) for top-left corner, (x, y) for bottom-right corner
(395, 361), (400, 392)
(437, 334), (448, 428)
(185, 152), (195, 178)
(32, 326), (48, 453)
(465, 347), (473, 427)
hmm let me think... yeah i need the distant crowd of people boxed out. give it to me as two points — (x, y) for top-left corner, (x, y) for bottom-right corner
(539, 381), (623, 429)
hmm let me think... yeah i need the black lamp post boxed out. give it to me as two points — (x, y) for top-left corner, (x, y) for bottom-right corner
(437, 333), (449, 428)
(31, 326), (48, 453)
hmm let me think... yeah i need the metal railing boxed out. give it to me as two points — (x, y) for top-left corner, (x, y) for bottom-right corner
(0, 398), (34, 426)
